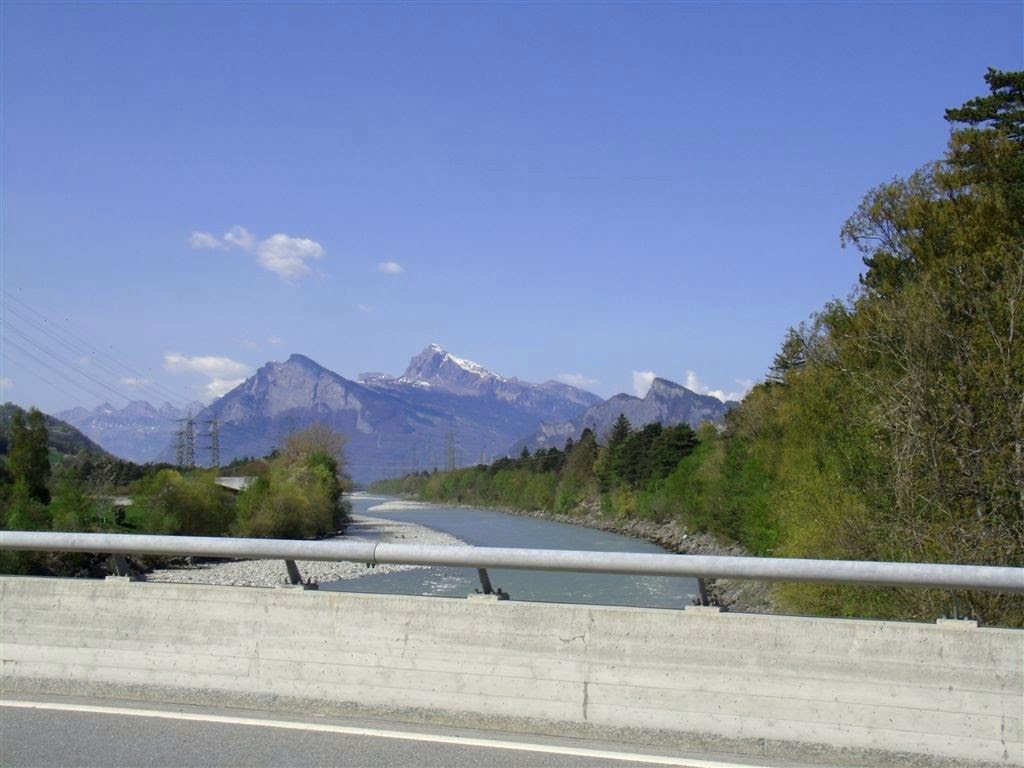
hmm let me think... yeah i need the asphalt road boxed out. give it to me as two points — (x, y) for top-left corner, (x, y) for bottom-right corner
(0, 698), (797, 768)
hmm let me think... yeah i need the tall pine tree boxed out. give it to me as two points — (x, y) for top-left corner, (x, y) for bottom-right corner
(8, 408), (51, 505)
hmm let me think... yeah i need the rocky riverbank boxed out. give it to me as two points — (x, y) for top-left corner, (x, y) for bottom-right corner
(144, 514), (465, 588)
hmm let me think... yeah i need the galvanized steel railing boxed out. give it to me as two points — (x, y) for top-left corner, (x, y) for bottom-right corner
(1, 530), (1022, 596)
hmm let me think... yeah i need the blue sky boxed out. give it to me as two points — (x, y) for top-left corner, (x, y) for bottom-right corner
(2, 1), (1021, 412)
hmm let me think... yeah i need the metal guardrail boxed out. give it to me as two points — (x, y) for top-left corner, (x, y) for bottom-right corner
(1, 530), (1022, 595)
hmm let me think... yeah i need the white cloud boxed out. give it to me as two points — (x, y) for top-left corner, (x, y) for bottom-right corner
(188, 231), (225, 250)
(223, 225), (256, 251)
(120, 376), (152, 388)
(267, 335), (282, 346)
(206, 378), (245, 399)
(557, 372), (599, 389)
(632, 371), (657, 398)
(240, 338), (260, 351)
(164, 353), (250, 379)
(257, 234), (324, 279)
(0, 377), (13, 390)
(187, 225), (324, 280)
(356, 303), (373, 312)
(685, 370), (754, 403)
(377, 261), (404, 274)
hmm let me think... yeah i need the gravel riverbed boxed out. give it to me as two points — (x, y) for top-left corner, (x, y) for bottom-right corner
(144, 514), (465, 588)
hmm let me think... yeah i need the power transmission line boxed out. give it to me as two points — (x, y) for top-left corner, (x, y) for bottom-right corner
(2, 291), (189, 410)
(3, 335), (142, 408)
(2, 321), (159, 409)
(3, 303), (188, 411)
(3, 355), (116, 410)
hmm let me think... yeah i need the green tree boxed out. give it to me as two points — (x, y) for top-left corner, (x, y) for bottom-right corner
(944, 68), (1024, 139)
(3, 478), (52, 531)
(233, 423), (352, 538)
(138, 469), (234, 536)
(555, 428), (599, 513)
(596, 414), (632, 492)
(49, 469), (101, 531)
(608, 414), (632, 445)
(615, 422), (662, 489)
(648, 424), (699, 481)
(7, 408), (51, 504)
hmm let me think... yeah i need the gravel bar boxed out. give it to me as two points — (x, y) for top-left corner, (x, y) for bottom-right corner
(144, 514), (465, 588)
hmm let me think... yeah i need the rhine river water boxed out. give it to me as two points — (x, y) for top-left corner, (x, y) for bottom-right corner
(321, 494), (700, 609)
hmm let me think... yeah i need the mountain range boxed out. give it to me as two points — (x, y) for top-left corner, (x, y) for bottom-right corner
(58, 400), (204, 464)
(55, 346), (738, 482)
(511, 377), (738, 454)
(155, 347), (602, 481)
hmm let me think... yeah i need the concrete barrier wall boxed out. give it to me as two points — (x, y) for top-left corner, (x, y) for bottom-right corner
(1, 576), (1021, 766)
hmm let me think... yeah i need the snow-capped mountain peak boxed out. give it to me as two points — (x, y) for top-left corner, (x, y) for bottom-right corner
(397, 344), (505, 391)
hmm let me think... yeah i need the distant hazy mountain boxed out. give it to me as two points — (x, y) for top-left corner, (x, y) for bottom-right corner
(511, 377), (739, 453)
(58, 400), (203, 464)
(1, 402), (110, 459)
(151, 346), (601, 482)
(366, 343), (601, 418)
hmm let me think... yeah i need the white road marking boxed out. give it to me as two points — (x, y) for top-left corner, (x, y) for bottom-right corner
(1, 699), (766, 767)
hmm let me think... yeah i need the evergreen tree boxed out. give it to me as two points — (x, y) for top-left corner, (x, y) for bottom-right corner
(541, 446), (564, 473)
(596, 415), (630, 492)
(944, 68), (1024, 139)
(7, 408), (51, 505)
(608, 414), (631, 446)
(615, 422), (663, 489)
(648, 424), (699, 481)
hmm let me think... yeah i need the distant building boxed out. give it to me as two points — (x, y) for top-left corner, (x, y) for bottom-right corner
(214, 476), (257, 493)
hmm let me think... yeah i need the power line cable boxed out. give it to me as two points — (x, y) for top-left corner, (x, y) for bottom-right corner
(1, 289), (191, 409)
(3, 307), (189, 413)
(2, 290), (191, 407)
(2, 322), (156, 408)
(3, 354), (114, 410)
(2, 300), (186, 405)
(3, 340), (133, 408)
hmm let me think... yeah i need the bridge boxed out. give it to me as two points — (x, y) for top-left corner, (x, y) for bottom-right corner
(1, 531), (1022, 767)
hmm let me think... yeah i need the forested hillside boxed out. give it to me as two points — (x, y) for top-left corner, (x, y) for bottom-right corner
(375, 70), (1024, 626)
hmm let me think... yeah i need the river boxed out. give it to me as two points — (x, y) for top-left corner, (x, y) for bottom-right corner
(321, 494), (700, 609)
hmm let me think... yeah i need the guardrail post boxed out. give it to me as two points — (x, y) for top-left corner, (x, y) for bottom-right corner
(111, 554), (131, 576)
(477, 568), (494, 595)
(281, 560), (318, 590)
(696, 577), (709, 606)
(106, 554), (136, 581)
(471, 568), (509, 601)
